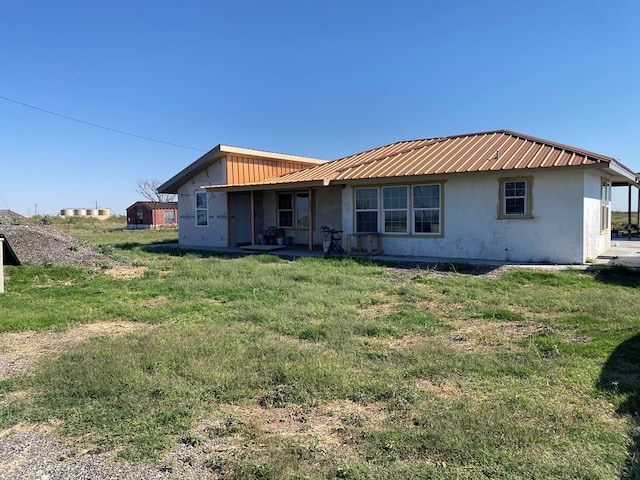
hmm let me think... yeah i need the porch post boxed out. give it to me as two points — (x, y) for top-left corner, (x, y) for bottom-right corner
(629, 185), (633, 238)
(308, 187), (313, 252)
(250, 190), (256, 245)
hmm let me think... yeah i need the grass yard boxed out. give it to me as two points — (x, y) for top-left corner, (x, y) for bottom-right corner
(1, 224), (640, 478)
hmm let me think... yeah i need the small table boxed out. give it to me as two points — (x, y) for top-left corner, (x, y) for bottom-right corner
(346, 232), (383, 255)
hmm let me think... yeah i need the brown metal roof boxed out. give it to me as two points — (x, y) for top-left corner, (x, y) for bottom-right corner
(204, 130), (636, 190)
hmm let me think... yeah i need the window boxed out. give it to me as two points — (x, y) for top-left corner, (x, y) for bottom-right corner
(355, 188), (378, 233)
(354, 184), (443, 235)
(164, 210), (175, 224)
(383, 186), (408, 233)
(413, 184), (440, 234)
(499, 178), (532, 218)
(278, 193), (293, 227)
(601, 179), (611, 232)
(277, 192), (310, 228)
(295, 192), (309, 228)
(136, 208), (143, 222)
(195, 191), (208, 226)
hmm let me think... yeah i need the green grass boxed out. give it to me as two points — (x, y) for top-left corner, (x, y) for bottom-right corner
(1, 230), (640, 478)
(613, 210), (640, 231)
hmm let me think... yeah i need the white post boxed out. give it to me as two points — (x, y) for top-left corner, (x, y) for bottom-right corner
(0, 237), (4, 294)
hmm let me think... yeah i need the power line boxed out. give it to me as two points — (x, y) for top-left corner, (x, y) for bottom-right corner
(0, 95), (206, 152)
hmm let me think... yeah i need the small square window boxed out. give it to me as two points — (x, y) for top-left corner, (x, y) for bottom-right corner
(500, 179), (531, 218)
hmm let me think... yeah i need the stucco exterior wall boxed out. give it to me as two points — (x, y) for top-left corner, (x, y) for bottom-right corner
(177, 160), (229, 247)
(342, 169), (591, 263)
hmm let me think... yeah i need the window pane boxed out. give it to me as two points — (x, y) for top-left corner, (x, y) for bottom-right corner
(278, 193), (293, 210)
(196, 192), (207, 209)
(355, 188), (378, 210)
(164, 211), (175, 223)
(356, 211), (378, 233)
(279, 210), (293, 227)
(505, 198), (525, 215)
(383, 187), (408, 209)
(415, 210), (439, 233)
(413, 185), (440, 208)
(296, 193), (309, 228)
(384, 211), (407, 232)
(196, 209), (208, 226)
(505, 182), (526, 197)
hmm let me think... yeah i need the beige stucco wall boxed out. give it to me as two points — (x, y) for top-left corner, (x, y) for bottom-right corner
(341, 168), (599, 264)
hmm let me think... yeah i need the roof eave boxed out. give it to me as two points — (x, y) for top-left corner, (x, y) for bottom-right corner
(158, 145), (225, 194)
(203, 179), (331, 192)
(605, 159), (639, 185)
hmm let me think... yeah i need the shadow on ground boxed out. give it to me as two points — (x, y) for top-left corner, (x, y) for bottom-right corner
(588, 265), (640, 288)
(599, 333), (640, 479)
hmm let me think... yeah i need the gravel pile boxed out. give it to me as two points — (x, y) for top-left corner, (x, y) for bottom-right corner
(0, 210), (118, 270)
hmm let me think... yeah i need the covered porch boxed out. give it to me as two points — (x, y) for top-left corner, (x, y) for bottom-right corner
(613, 182), (640, 237)
(221, 183), (343, 251)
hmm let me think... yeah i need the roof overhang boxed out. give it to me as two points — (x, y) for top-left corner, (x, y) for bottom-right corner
(158, 144), (326, 194)
(602, 159), (639, 186)
(203, 179), (332, 192)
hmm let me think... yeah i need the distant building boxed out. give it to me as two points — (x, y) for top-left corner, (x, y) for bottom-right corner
(126, 201), (178, 230)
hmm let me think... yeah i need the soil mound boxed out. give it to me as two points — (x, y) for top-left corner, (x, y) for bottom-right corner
(0, 210), (119, 270)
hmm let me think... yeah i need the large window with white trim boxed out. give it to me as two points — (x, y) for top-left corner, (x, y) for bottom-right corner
(601, 179), (611, 232)
(354, 183), (442, 235)
(383, 186), (408, 233)
(413, 184), (441, 234)
(195, 191), (208, 227)
(355, 188), (378, 233)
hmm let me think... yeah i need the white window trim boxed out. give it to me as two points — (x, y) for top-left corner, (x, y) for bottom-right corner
(600, 179), (612, 233)
(354, 183), (444, 236)
(412, 184), (442, 236)
(195, 191), (209, 227)
(382, 185), (409, 234)
(277, 191), (311, 229)
(499, 177), (533, 219)
(354, 187), (379, 233)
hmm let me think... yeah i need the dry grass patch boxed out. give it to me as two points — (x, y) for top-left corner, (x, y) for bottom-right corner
(0, 321), (153, 380)
(414, 378), (462, 399)
(202, 400), (388, 459)
(103, 266), (147, 279)
(445, 320), (542, 353)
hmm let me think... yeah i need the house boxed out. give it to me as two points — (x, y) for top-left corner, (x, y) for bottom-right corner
(126, 201), (178, 230)
(159, 130), (639, 264)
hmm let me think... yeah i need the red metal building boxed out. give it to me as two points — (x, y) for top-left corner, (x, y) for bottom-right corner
(126, 201), (178, 230)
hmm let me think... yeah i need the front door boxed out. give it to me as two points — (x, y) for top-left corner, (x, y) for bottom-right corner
(228, 193), (252, 246)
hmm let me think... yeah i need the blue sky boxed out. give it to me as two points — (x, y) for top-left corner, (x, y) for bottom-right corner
(1, 0), (639, 215)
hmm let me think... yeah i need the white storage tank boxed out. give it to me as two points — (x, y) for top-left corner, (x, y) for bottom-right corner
(98, 208), (110, 217)
(87, 209), (99, 217)
(73, 209), (87, 216)
(61, 209), (74, 216)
